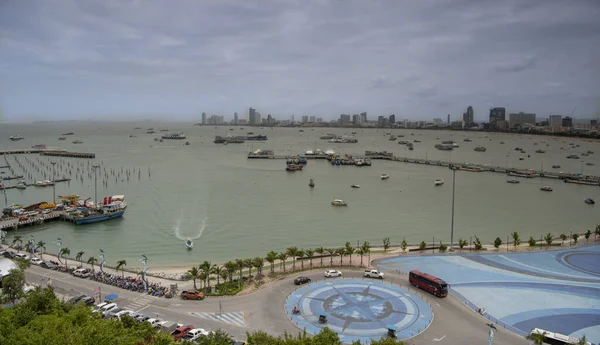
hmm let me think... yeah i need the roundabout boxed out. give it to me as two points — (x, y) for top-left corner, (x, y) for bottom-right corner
(285, 279), (433, 344)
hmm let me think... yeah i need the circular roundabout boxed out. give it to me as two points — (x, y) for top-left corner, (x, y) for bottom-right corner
(285, 279), (433, 344)
(562, 252), (600, 276)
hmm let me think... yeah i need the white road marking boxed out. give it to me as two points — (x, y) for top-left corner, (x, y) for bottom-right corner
(433, 335), (447, 342)
(436, 303), (440, 307)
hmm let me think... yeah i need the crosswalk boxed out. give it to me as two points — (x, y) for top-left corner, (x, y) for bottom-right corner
(190, 311), (245, 328)
(123, 295), (157, 311)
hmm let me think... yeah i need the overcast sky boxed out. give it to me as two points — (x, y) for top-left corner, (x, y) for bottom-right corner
(1, 0), (599, 122)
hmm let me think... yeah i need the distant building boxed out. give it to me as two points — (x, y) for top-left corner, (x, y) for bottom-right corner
(433, 118), (442, 126)
(360, 112), (367, 123)
(309, 116), (316, 123)
(208, 115), (224, 125)
(316, 117), (323, 123)
(389, 114), (396, 124)
(489, 107), (506, 128)
(509, 112), (536, 129)
(201, 112), (206, 125)
(249, 107), (259, 125)
(447, 114), (450, 124)
(233, 112), (238, 125)
(267, 114), (274, 125)
(352, 114), (362, 125)
(591, 119), (598, 129)
(340, 114), (351, 125)
(562, 116), (573, 128)
(463, 106), (474, 127)
(302, 116), (309, 123)
(291, 115), (295, 123)
(549, 115), (562, 128)
(377, 116), (388, 127)
(238, 119), (247, 125)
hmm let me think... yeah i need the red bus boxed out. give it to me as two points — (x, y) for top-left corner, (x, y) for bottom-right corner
(409, 270), (448, 297)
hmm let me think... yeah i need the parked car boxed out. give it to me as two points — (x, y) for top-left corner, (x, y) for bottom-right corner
(73, 268), (91, 278)
(363, 269), (385, 279)
(40, 260), (58, 269)
(2, 251), (15, 259)
(294, 276), (311, 285)
(171, 325), (194, 340)
(159, 321), (182, 335)
(324, 270), (342, 278)
(13, 253), (28, 260)
(182, 328), (210, 342)
(145, 318), (162, 328)
(104, 307), (123, 319)
(136, 315), (151, 323)
(30, 257), (43, 265)
(67, 295), (85, 305)
(96, 303), (118, 316)
(113, 310), (135, 320)
(180, 290), (205, 300)
(79, 296), (96, 306)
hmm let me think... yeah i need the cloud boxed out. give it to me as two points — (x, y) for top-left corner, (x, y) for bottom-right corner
(0, 0), (599, 120)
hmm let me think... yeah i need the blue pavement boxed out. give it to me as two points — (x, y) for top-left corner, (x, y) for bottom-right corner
(376, 244), (600, 344)
(285, 279), (433, 344)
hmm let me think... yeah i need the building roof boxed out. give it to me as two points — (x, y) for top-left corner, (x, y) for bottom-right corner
(0, 258), (17, 279)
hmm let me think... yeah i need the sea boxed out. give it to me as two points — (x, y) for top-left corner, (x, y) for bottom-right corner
(1, 122), (599, 267)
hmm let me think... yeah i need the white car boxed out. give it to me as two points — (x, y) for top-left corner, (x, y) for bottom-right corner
(98, 303), (118, 316)
(14, 253), (29, 260)
(73, 268), (91, 278)
(363, 269), (385, 279)
(182, 328), (210, 342)
(324, 270), (342, 278)
(114, 310), (135, 320)
(30, 257), (43, 265)
(145, 318), (162, 328)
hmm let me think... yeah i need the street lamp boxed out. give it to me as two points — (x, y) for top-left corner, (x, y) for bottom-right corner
(93, 165), (100, 207)
(50, 161), (56, 203)
(487, 323), (497, 345)
(450, 167), (456, 251)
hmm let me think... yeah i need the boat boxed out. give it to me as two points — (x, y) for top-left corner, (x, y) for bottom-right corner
(540, 186), (553, 192)
(535, 149), (546, 153)
(464, 138), (472, 142)
(70, 204), (125, 225)
(186, 239), (194, 249)
(381, 173), (390, 180)
(389, 135), (396, 141)
(58, 137), (66, 140)
(351, 184), (360, 188)
(9, 135), (24, 141)
(328, 138), (358, 143)
(474, 146), (486, 152)
(72, 140), (84, 144)
(585, 198), (595, 205)
(414, 140), (421, 143)
(245, 135), (268, 141)
(185, 141), (190, 145)
(500, 141), (505, 144)
(564, 179), (600, 186)
(434, 179), (444, 186)
(147, 131), (155, 134)
(506, 179), (520, 184)
(331, 199), (348, 206)
(435, 144), (453, 151)
(15, 181), (27, 189)
(508, 172), (536, 178)
(586, 162), (594, 166)
(309, 179), (315, 188)
(552, 164), (561, 169)
(31, 144), (47, 149)
(110, 195), (127, 210)
(33, 180), (55, 187)
(61, 132), (74, 135)
(129, 134), (137, 138)
(161, 132), (186, 140)
(567, 155), (579, 159)
(286, 164), (303, 171)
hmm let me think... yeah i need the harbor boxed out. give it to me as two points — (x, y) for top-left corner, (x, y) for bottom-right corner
(0, 149), (96, 159)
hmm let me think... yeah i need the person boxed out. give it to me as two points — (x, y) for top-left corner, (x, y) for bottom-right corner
(46, 278), (53, 287)
(293, 306), (300, 314)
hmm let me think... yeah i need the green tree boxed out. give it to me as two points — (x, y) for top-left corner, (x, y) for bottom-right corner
(195, 329), (234, 345)
(560, 233), (567, 245)
(1, 267), (26, 303)
(528, 331), (547, 345)
(473, 236), (482, 250)
(276, 253), (288, 272)
(584, 230), (591, 242)
(325, 248), (335, 266)
(577, 335), (588, 345)
(286, 246), (299, 271)
(86, 256), (98, 271)
(419, 241), (426, 252)
(252, 257), (264, 276)
(224, 261), (236, 283)
(219, 268), (229, 289)
(36, 240), (46, 257)
(265, 251), (277, 274)
(355, 248), (365, 267)
(494, 237), (502, 250)
(244, 258), (253, 277)
(116, 260), (127, 278)
(200, 261), (216, 289)
(544, 233), (553, 248)
(12, 235), (22, 251)
(315, 247), (325, 267)
(304, 248), (314, 268)
(458, 238), (468, 251)
(438, 242), (447, 253)
(383, 237), (391, 252)
(60, 247), (70, 268)
(296, 249), (305, 270)
(511, 231), (521, 249)
(361, 241), (371, 257)
(528, 236), (537, 248)
(75, 251), (84, 265)
(400, 238), (407, 253)
(335, 248), (345, 266)
(595, 225), (600, 241)
(186, 266), (201, 290)
(344, 242), (355, 266)
(211, 265), (225, 286)
(572, 233), (579, 244)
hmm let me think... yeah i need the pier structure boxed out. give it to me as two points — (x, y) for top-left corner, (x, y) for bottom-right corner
(0, 210), (66, 231)
(0, 149), (95, 159)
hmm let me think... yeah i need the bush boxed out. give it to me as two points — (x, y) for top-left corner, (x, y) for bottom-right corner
(438, 242), (447, 253)
(528, 236), (537, 247)
(474, 236), (483, 250)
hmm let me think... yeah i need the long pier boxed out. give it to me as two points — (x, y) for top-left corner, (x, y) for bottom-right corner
(0, 211), (66, 231)
(0, 149), (95, 159)
(248, 154), (600, 182)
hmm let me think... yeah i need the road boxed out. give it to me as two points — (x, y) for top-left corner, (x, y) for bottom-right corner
(25, 266), (528, 344)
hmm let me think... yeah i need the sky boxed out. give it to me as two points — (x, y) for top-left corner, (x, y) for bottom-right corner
(1, 0), (599, 123)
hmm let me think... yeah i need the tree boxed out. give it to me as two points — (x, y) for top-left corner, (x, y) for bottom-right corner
(219, 268), (229, 288)
(265, 251), (277, 274)
(584, 230), (591, 242)
(60, 247), (70, 268)
(438, 242), (447, 253)
(577, 335), (588, 345)
(473, 236), (482, 250)
(12, 235), (22, 251)
(224, 261), (236, 283)
(200, 261), (216, 289)
(400, 238), (407, 253)
(211, 265), (225, 286)
(383, 237), (391, 252)
(87, 257), (98, 271)
(277, 253), (288, 272)
(236, 258), (245, 283)
(186, 266), (201, 290)
(297, 249), (305, 270)
(458, 238), (468, 251)
(595, 225), (600, 241)
(1, 267), (26, 303)
(36, 240), (46, 257)
(419, 241), (426, 252)
(116, 260), (127, 278)
(528, 236), (537, 248)
(355, 248), (365, 267)
(198, 270), (208, 290)
(252, 257), (264, 276)
(315, 247), (325, 267)
(76, 251), (85, 265)
(544, 233), (553, 248)
(286, 246), (299, 271)
(572, 233), (579, 244)
(528, 331), (547, 345)
(304, 249), (314, 268)
(344, 242), (355, 266)
(560, 233), (567, 245)
(244, 258), (253, 277)
(494, 237), (502, 250)
(511, 231), (520, 250)
(325, 248), (335, 266)
(335, 248), (345, 266)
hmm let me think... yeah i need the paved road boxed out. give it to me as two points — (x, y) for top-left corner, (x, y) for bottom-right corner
(25, 266), (528, 344)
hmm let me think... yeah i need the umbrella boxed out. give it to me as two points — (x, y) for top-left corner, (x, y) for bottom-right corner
(104, 294), (118, 301)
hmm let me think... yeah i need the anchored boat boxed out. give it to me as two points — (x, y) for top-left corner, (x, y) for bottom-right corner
(434, 179), (444, 186)
(309, 179), (315, 188)
(381, 173), (390, 180)
(186, 238), (194, 249)
(331, 199), (348, 206)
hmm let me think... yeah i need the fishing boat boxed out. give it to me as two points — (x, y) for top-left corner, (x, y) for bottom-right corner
(62, 132), (74, 136)
(69, 204), (125, 225)
(434, 179), (444, 186)
(185, 141), (190, 145)
(185, 238), (194, 249)
(58, 137), (66, 140)
(9, 135), (24, 141)
(31, 144), (47, 149)
(162, 132), (186, 140)
(552, 164), (561, 169)
(474, 146), (487, 152)
(309, 179), (315, 188)
(15, 181), (27, 189)
(540, 186), (553, 192)
(351, 184), (360, 188)
(566, 155), (579, 159)
(535, 149), (546, 153)
(286, 164), (303, 171)
(585, 198), (595, 205)
(33, 180), (54, 187)
(72, 140), (84, 144)
(381, 173), (390, 180)
(506, 179), (520, 184)
(331, 199), (348, 206)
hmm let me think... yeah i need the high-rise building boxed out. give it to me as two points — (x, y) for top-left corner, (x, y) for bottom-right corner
(316, 117), (323, 123)
(447, 114), (450, 124)
(291, 115), (295, 123)
(302, 115), (309, 123)
(352, 114), (361, 125)
(340, 114), (351, 125)
(201, 112), (206, 125)
(233, 112), (238, 125)
(433, 118), (442, 126)
(489, 107), (506, 127)
(389, 114), (396, 124)
(562, 116), (573, 128)
(508, 112), (536, 128)
(248, 107), (256, 125)
(377, 116), (388, 127)
(591, 119), (598, 129)
(463, 106), (474, 127)
(360, 112), (367, 123)
(549, 115), (562, 128)
(267, 114), (273, 125)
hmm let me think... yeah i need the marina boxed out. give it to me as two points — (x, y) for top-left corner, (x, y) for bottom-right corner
(0, 149), (96, 159)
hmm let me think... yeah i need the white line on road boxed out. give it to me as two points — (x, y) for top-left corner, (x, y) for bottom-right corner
(436, 303), (440, 307)
(135, 306), (149, 313)
(433, 335), (447, 342)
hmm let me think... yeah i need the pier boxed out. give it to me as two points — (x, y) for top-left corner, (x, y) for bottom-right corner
(0, 211), (66, 231)
(0, 149), (95, 159)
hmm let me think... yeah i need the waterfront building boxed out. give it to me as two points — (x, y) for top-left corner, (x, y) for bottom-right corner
(352, 114), (362, 125)
(360, 112), (367, 123)
(316, 117), (323, 123)
(249, 107), (257, 125)
(233, 112), (238, 125)
(201, 112), (206, 125)
(309, 116), (316, 123)
(433, 118), (442, 126)
(562, 116), (573, 128)
(463, 106), (474, 127)
(389, 114), (396, 124)
(591, 119), (597, 129)
(489, 107), (506, 128)
(549, 114), (562, 128)
(447, 114), (450, 124)
(509, 112), (536, 129)
(238, 119), (247, 125)
(302, 115), (309, 123)
(377, 116), (388, 127)
(340, 114), (351, 125)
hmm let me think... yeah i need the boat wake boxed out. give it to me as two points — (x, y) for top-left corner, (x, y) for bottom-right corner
(174, 216), (208, 241)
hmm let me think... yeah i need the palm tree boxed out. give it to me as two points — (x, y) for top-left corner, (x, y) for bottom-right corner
(265, 251), (278, 274)
(252, 257), (264, 276)
(211, 266), (225, 287)
(12, 235), (22, 251)
(595, 225), (600, 241)
(362, 241), (371, 265)
(544, 233), (553, 249)
(87, 256), (98, 271)
(345, 242), (355, 266)
(235, 259), (244, 281)
(243, 258), (253, 277)
(297, 249), (305, 270)
(277, 253), (288, 272)
(198, 270), (208, 290)
(528, 331), (546, 345)
(200, 261), (216, 289)
(116, 260), (127, 277)
(36, 240), (46, 258)
(224, 261), (236, 283)
(219, 268), (229, 288)
(356, 248), (365, 267)
(76, 251), (85, 265)
(326, 248), (335, 266)
(335, 248), (345, 266)
(286, 246), (299, 271)
(186, 266), (201, 290)
(315, 247), (325, 267)
(511, 231), (520, 250)
(577, 335), (588, 345)
(60, 247), (71, 267)
(24, 241), (33, 254)
(560, 233), (567, 245)
(304, 249), (315, 268)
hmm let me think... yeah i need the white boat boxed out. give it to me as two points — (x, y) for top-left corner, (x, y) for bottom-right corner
(15, 181), (27, 189)
(506, 179), (520, 184)
(351, 184), (360, 188)
(111, 195), (127, 210)
(309, 179), (315, 188)
(185, 239), (193, 249)
(381, 173), (390, 180)
(324, 148), (335, 156)
(34, 180), (54, 187)
(434, 179), (444, 186)
(331, 199), (348, 206)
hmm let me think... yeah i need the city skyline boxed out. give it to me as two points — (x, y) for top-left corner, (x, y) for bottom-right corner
(1, 0), (599, 122)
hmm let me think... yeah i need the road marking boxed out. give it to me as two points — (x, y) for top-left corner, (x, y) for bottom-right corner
(124, 295), (157, 310)
(436, 303), (440, 307)
(135, 305), (149, 313)
(190, 311), (245, 327)
(433, 335), (446, 342)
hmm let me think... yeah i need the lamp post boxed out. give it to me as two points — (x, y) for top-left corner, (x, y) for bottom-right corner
(487, 323), (497, 345)
(50, 161), (56, 203)
(450, 167), (456, 251)
(93, 165), (99, 207)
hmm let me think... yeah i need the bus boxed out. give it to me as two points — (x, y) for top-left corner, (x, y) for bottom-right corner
(530, 328), (593, 345)
(408, 270), (448, 297)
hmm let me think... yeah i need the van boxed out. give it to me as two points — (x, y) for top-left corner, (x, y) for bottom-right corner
(73, 268), (91, 278)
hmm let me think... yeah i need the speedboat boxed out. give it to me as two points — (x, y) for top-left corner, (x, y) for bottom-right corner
(15, 181), (27, 189)
(351, 184), (360, 188)
(585, 198), (595, 205)
(552, 164), (561, 169)
(185, 239), (194, 249)
(540, 186), (553, 192)
(506, 179), (520, 184)
(331, 199), (348, 206)
(309, 179), (315, 188)
(434, 179), (444, 186)
(381, 173), (390, 180)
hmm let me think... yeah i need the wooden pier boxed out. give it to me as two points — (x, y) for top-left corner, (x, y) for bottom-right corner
(0, 211), (66, 231)
(0, 149), (95, 159)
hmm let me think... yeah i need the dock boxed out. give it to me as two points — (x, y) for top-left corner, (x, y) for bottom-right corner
(0, 211), (66, 231)
(0, 149), (95, 159)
